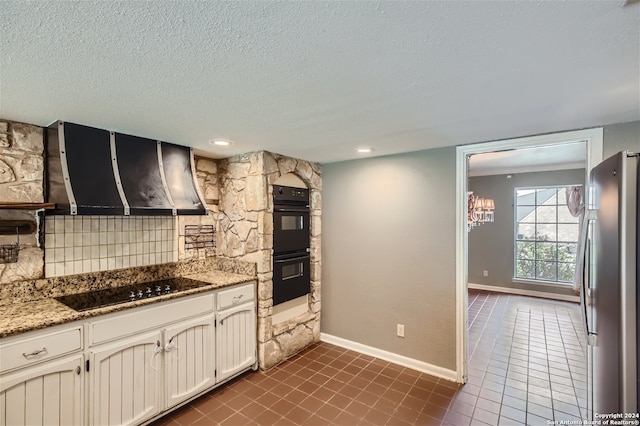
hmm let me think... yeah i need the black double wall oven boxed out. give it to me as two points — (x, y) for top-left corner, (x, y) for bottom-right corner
(273, 185), (311, 305)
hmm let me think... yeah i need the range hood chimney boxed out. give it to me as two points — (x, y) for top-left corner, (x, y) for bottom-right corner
(46, 121), (207, 215)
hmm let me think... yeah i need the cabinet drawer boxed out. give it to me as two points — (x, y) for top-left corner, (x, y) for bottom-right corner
(217, 283), (255, 310)
(89, 293), (214, 346)
(0, 326), (83, 374)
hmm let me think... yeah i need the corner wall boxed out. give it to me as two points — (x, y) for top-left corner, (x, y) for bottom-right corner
(321, 147), (457, 372)
(602, 121), (640, 157)
(214, 151), (322, 370)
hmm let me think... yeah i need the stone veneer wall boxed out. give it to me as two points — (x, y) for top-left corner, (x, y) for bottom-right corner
(0, 119), (45, 283)
(203, 151), (322, 370)
(196, 151), (322, 370)
(177, 157), (219, 261)
(0, 120), (44, 203)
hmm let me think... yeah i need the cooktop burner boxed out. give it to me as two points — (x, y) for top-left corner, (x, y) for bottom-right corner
(55, 277), (211, 312)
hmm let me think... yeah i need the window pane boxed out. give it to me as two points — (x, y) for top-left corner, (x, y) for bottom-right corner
(556, 188), (566, 203)
(537, 224), (556, 241)
(516, 241), (535, 260)
(558, 243), (577, 263)
(558, 262), (575, 282)
(282, 215), (303, 230)
(516, 189), (536, 205)
(539, 188), (558, 205)
(558, 205), (579, 223)
(517, 206), (536, 222)
(516, 260), (535, 279)
(282, 262), (303, 280)
(558, 224), (579, 241)
(536, 242), (557, 261)
(516, 224), (536, 240)
(536, 206), (557, 223)
(536, 261), (557, 281)
(514, 185), (581, 285)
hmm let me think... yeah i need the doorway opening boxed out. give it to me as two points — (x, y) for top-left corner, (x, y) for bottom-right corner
(455, 128), (603, 384)
(468, 143), (587, 296)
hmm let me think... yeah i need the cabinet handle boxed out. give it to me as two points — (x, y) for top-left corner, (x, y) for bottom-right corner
(76, 366), (81, 375)
(164, 336), (180, 359)
(232, 294), (244, 304)
(150, 340), (162, 371)
(22, 347), (47, 358)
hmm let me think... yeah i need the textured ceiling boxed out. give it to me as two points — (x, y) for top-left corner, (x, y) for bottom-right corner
(1, 1), (638, 164)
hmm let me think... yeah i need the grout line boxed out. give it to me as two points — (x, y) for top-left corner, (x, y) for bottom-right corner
(162, 291), (585, 426)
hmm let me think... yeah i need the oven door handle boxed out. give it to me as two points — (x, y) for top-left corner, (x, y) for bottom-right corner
(274, 254), (310, 264)
(274, 206), (309, 213)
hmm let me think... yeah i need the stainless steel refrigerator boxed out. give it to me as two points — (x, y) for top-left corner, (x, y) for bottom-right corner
(580, 150), (639, 419)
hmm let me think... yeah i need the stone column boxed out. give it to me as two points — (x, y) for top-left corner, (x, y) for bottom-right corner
(0, 119), (45, 283)
(159, 149), (322, 370)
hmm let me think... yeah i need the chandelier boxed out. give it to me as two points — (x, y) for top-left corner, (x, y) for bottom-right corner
(467, 192), (495, 231)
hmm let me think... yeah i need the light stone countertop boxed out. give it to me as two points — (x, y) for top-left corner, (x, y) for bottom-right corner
(0, 270), (255, 339)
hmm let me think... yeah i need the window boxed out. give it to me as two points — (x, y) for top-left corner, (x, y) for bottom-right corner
(514, 186), (580, 284)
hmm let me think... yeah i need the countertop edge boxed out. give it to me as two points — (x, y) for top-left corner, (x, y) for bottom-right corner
(0, 272), (256, 339)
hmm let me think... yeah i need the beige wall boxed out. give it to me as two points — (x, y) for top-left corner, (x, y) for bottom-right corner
(320, 120), (638, 373)
(603, 121), (640, 158)
(321, 147), (457, 371)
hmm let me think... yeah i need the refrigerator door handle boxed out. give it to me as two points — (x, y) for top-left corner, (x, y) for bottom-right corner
(579, 210), (597, 346)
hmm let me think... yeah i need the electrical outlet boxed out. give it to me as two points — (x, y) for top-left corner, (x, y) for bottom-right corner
(397, 324), (405, 338)
(483, 270), (489, 277)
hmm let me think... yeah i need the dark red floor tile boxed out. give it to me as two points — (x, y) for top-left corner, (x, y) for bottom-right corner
(284, 406), (312, 424)
(315, 403), (342, 422)
(149, 292), (586, 426)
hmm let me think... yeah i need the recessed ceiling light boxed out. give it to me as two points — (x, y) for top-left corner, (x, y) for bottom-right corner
(209, 139), (234, 147)
(355, 147), (375, 153)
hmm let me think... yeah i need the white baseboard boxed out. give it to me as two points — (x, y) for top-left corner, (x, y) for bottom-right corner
(320, 333), (461, 383)
(468, 282), (580, 303)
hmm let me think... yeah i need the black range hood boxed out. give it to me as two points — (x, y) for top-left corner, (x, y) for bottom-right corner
(46, 121), (206, 215)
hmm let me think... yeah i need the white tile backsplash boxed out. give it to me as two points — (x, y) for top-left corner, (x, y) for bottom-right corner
(44, 215), (178, 277)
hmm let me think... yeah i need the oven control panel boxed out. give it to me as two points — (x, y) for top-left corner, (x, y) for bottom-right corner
(274, 185), (309, 204)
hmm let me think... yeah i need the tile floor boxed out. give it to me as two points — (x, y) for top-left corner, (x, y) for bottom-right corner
(152, 289), (586, 425)
(466, 289), (586, 425)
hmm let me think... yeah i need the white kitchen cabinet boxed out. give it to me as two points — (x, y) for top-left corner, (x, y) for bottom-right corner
(0, 323), (84, 426)
(87, 294), (214, 347)
(87, 292), (218, 425)
(0, 326), (82, 374)
(164, 314), (216, 408)
(216, 302), (257, 382)
(215, 283), (256, 383)
(0, 280), (256, 426)
(0, 354), (83, 426)
(89, 329), (162, 426)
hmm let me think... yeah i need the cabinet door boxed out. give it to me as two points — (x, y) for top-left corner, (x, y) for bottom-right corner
(216, 302), (256, 382)
(0, 354), (83, 426)
(89, 330), (161, 426)
(164, 314), (216, 408)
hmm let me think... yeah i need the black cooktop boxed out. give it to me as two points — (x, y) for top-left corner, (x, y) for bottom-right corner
(55, 277), (211, 312)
